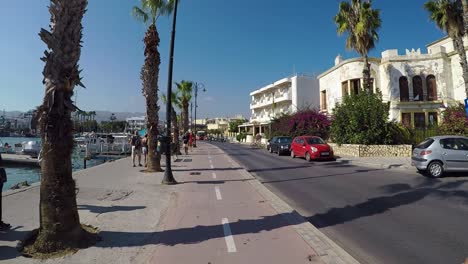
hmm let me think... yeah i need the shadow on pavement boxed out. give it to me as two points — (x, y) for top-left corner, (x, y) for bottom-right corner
(307, 178), (468, 228)
(261, 168), (382, 184)
(77, 205), (146, 214)
(0, 226), (27, 261)
(180, 179), (255, 185)
(174, 167), (244, 172)
(248, 165), (314, 173)
(95, 212), (304, 248)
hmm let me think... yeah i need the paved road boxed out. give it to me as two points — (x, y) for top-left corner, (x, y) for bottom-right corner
(211, 142), (468, 264)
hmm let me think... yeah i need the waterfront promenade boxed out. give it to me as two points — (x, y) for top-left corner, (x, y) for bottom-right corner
(0, 143), (357, 264)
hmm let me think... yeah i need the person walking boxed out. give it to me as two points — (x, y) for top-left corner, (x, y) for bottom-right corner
(0, 167), (11, 230)
(130, 130), (142, 167)
(141, 134), (148, 167)
(189, 131), (194, 151)
(182, 132), (189, 155)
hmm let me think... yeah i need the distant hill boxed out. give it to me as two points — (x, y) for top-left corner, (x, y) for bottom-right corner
(2, 110), (166, 122)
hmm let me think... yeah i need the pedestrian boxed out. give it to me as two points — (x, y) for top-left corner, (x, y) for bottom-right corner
(189, 131), (194, 151)
(142, 133), (148, 167)
(0, 168), (11, 231)
(130, 130), (142, 167)
(182, 132), (189, 155)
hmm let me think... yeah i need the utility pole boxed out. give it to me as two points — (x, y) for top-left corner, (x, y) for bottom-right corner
(162, 0), (179, 185)
(192, 82), (205, 148)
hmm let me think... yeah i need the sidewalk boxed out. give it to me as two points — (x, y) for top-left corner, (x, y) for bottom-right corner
(1, 143), (359, 264)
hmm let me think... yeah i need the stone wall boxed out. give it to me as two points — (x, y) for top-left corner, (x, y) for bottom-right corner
(329, 143), (412, 157)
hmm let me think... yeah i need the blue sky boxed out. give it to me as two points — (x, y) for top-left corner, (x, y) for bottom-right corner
(0, 0), (445, 119)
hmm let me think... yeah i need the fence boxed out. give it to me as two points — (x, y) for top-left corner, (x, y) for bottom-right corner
(409, 128), (439, 145)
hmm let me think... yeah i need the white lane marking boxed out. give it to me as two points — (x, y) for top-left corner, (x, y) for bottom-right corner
(212, 172), (217, 179)
(215, 186), (222, 200)
(209, 159), (213, 165)
(210, 164), (214, 169)
(222, 218), (237, 253)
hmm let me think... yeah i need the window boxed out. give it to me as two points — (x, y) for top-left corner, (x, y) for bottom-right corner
(402, 113), (411, 127)
(416, 138), (434, 149)
(439, 138), (468, 150)
(321, 90), (327, 110)
(399, 77), (409, 102)
(426, 75), (437, 101)
(351, 79), (361, 95)
(414, 112), (426, 128)
(342, 81), (349, 97)
(428, 112), (438, 127)
(413, 76), (423, 101)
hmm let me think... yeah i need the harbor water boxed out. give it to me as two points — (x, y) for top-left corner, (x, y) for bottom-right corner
(1, 137), (124, 191)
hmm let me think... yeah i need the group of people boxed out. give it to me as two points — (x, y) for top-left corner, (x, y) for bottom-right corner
(130, 131), (148, 167)
(130, 130), (196, 167)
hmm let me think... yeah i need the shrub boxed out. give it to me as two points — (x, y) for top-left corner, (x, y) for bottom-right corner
(331, 89), (394, 145)
(271, 109), (331, 139)
(438, 104), (468, 136)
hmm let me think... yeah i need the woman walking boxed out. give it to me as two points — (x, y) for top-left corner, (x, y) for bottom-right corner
(142, 134), (148, 167)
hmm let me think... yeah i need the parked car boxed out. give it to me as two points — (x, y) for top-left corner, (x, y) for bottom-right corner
(290, 136), (334, 161)
(268, 136), (292, 155)
(412, 135), (468, 178)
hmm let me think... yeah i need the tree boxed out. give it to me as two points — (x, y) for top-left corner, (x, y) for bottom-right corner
(132, 0), (174, 172)
(161, 92), (182, 155)
(24, 0), (98, 255)
(228, 119), (245, 133)
(438, 103), (468, 135)
(271, 110), (331, 139)
(175, 80), (193, 133)
(462, 0), (468, 34)
(425, 0), (468, 98)
(330, 90), (401, 145)
(335, 0), (381, 91)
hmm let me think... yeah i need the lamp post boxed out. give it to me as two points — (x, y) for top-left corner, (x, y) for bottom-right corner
(190, 102), (193, 133)
(193, 82), (206, 148)
(162, 0), (179, 185)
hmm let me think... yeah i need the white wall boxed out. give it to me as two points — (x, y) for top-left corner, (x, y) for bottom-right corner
(295, 76), (320, 110)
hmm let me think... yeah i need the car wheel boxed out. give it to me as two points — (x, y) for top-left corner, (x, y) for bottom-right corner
(291, 150), (295, 158)
(305, 152), (311, 162)
(428, 161), (444, 178)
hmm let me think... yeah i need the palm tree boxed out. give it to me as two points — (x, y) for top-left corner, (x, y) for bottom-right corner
(334, 0), (381, 92)
(25, 0), (97, 254)
(462, 0), (468, 34)
(161, 91), (182, 155)
(132, 0), (174, 172)
(175, 80), (193, 132)
(426, 0), (468, 98)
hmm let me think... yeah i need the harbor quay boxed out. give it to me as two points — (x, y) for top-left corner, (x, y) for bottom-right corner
(0, 142), (357, 264)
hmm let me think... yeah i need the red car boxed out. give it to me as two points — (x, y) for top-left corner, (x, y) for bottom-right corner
(290, 136), (334, 161)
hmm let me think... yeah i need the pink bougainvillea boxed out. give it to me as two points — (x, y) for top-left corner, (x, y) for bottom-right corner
(271, 109), (331, 139)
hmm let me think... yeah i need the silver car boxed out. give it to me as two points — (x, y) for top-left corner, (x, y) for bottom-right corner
(412, 135), (468, 178)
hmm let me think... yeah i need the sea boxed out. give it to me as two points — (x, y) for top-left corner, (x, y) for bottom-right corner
(1, 137), (121, 192)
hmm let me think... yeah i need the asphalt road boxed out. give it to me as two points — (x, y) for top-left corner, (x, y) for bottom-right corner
(211, 142), (468, 264)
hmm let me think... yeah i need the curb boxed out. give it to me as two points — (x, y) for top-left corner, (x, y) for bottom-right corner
(211, 144), (360, 264)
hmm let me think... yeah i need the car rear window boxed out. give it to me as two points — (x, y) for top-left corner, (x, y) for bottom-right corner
(306, 137), (325, 145)
(415, 138), (434, 149)
(278, 137), (292, 143)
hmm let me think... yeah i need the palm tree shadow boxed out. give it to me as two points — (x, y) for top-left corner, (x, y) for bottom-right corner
(77, 205), (146, 214)
(307, 179), (468, 228)
(95, 212), (303, 248)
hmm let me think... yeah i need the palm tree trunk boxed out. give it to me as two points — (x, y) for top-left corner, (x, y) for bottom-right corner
(362, 54), (371, 92)
(171, 107), (181, 155)
(183, 101), (189, 132)
(453, 37), (468, 98)
(142, 24), (162, 172)
(29, 0), (97, 253)
(462, 0), (468, 35)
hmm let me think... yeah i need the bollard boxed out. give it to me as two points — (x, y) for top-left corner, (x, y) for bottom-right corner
(0, 168), (11, 230)
(84, 158), (87, 169)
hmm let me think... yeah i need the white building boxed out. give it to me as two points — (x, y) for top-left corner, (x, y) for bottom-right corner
(125, 116), (146, 133)
(241, 74), (319, 134)
(319, 36), (468, 128)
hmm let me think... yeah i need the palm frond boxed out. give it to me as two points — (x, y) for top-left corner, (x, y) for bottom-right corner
(132, 6), (149, 23)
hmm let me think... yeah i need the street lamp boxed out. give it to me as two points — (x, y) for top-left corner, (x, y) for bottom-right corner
(162, 0), (179, 185)
(192, 82), (206, 148)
